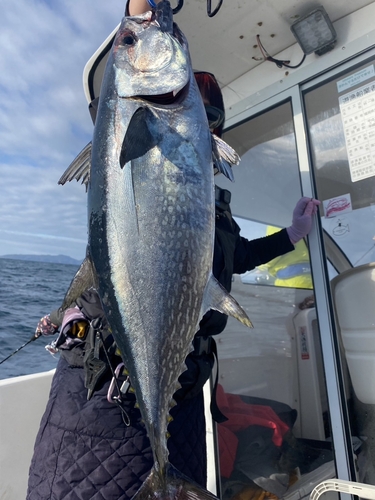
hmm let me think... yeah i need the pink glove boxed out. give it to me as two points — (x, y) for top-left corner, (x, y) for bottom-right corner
(286, 197), (320, 244)
(35, 314), (59, 338)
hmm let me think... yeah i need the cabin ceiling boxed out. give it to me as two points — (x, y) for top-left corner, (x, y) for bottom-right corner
(86, 0), (375, 103)
(175, 0), (374, 87)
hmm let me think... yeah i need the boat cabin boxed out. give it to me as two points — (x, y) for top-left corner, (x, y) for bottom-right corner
(2, 1), (375, 499)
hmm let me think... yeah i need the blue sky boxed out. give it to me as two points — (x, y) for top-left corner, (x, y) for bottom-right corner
(0, 1), (124, 260)
(0, 0), (294, 262)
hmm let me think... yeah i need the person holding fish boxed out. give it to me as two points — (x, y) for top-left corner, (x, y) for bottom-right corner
(27, 2), (319, 500)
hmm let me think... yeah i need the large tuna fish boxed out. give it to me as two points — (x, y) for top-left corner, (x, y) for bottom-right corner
(60, 3), (252, 500)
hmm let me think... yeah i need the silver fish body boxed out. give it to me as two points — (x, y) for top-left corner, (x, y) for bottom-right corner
(61, 7), (252, 500)
(89, 12), (215, 468)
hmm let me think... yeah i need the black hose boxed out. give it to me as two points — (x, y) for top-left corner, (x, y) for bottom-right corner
(172, 0), (184, 14)
(207, 0), (223, 17)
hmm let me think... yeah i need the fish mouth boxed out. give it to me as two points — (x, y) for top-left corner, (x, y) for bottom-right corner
(137, 82), (188, 106)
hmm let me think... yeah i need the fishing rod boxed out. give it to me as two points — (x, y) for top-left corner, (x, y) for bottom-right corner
(0, 334), (39, 365)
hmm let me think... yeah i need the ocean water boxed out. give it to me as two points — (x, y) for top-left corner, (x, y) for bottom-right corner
(0, 257), (312, 382)
(0, 258), (79, 380)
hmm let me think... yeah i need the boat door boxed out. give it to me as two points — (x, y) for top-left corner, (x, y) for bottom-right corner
(210, 45), (375, 500)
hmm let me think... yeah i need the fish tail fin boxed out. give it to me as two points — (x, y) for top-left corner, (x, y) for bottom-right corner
(131, 463), (219, 500)
(203, 275), (254, 328)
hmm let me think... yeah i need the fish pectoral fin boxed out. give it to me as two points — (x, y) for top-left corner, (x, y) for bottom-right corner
(211, 133), (240, 182)
(60, 252), (98, 311)
(212, 133), (240, 165)
(202, 275), (253, 328)
(130, 463), (220, 500)
(58, 142), (92, 191)
(120, 107), (158, 167)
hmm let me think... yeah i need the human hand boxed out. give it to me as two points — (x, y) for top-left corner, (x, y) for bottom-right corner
(286, 197), (320, 244)
(35, 314), (59, 338)
(128, 0), (161, 15)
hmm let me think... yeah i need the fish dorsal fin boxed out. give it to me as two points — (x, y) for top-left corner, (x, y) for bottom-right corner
(58, 142), (92, 190)
(120, 107), (158, 167)
(211, 133), (240, 182)
(202, 274), (253, 328)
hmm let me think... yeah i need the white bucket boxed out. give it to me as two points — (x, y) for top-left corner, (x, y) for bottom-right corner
(332, 264), (375, 404)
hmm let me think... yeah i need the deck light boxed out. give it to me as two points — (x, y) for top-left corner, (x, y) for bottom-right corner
(290, 7), (337, 56)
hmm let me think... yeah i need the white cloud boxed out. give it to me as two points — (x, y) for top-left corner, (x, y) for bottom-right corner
(0, 0), (124, 259)
(0, 162), (87, 259)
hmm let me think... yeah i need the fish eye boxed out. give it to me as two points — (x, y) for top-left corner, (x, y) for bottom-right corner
(123, 34), (136, 45)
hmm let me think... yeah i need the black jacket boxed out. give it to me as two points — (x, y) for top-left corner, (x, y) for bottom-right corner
(27, 207), (294, 499)
(197, 207), (294, 338)
(175, 207), (293, 402)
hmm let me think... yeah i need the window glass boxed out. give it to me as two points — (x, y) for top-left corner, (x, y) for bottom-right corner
(305, 62), (375, 267)
(217, 102), (302, 230)
(213, 102), (335, 500)
(304, 57), (375, 485)
(234, 217), (312, 289)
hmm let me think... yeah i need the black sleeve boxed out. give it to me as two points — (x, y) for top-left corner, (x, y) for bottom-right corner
(49, 297), (77, 327)
(233, 228), (295, 275)
(49, 308), (65, 327)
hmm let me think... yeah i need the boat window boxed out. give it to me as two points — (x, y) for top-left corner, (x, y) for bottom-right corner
(305, 61), (375, 268)
(213, 101), (335, 500)
(233, 216), (312, 289)
(304, 57), (375, 486)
